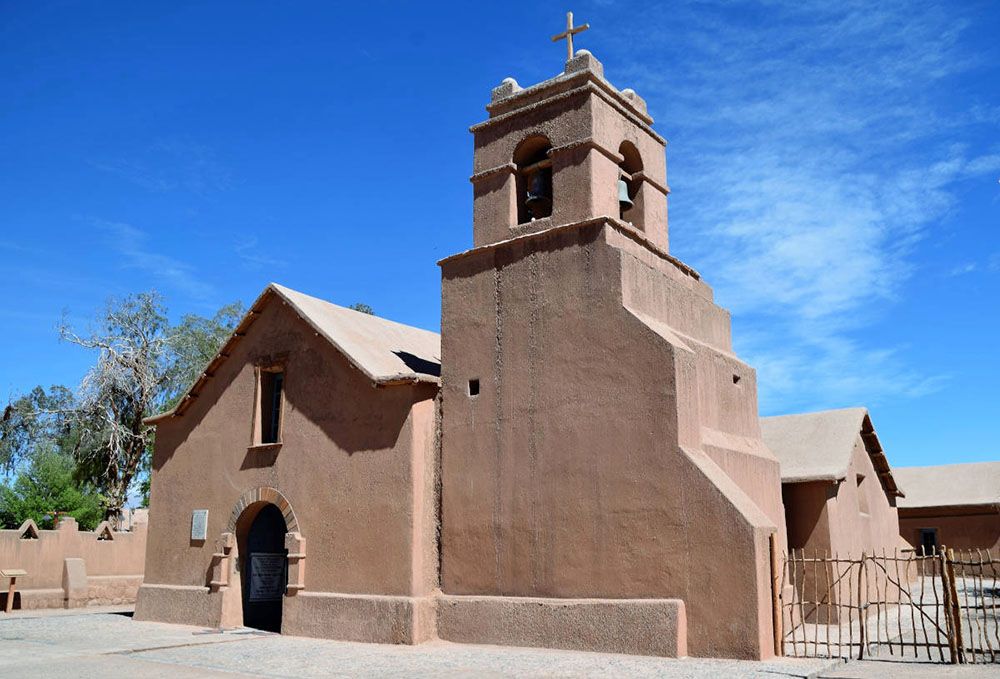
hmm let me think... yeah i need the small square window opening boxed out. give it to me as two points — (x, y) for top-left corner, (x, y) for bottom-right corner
(468, 379), (480, 397)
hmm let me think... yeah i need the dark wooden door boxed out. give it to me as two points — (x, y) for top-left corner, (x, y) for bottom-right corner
(242, 504), (287, 632)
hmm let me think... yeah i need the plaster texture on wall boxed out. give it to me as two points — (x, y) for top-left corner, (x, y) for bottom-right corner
(436, 595), (687, 657)
(135, 294), (439, 636)
(780, 431), (903, 559)
(0, 518), (146, 610)
(439, 219), (782, 660)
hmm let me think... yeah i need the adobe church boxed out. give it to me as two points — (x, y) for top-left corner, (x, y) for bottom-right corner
(136, 35), (787, 660)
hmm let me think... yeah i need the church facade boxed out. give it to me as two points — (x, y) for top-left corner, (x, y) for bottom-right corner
(135, 284), (441, 642)
(137, 49), (786, 660)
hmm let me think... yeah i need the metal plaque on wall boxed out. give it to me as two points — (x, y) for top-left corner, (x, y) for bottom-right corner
(190, 509), (209, 541)
(248, 552), (286, 602)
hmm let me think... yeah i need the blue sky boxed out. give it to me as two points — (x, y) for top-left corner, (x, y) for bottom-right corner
(1, 1), (998, 469)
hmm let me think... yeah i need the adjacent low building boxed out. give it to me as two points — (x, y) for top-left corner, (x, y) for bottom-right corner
(762, 407), (906, 622)
(893, 462), (1000, 554)
(762, 407), (904, 559)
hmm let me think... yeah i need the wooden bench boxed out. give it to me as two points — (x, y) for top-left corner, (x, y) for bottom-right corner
(1, 569), (27, 613)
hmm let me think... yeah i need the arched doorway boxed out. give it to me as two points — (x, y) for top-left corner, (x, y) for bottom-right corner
(239, 503), (287, 632)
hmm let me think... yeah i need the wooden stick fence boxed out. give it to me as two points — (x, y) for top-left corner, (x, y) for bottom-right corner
(778, 548), (999, 664)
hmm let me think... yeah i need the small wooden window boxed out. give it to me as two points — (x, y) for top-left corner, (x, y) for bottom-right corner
(918, 528), (938, 555)
(254, 366), (284, 445)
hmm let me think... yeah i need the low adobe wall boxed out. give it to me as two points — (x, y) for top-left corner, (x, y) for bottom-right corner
(436, 595), (687, 657)
(0, 517), (146, 610)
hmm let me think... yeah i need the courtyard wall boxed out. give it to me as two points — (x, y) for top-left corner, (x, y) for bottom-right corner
(0, 517), (146, 609)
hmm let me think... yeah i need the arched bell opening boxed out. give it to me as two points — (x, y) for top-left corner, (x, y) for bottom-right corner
(234, 501), (288, 633)
(513, 136), (553, 224)
(618, 141), (644, 230)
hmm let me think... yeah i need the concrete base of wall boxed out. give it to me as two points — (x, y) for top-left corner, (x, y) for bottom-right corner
(4, 576), (143, 612)
(136, 587), (687, 658)
(6, 587), (63, 610)
(283, 592), (436, 644)
(134, 584), (225, 628)
(86, 575), (144, 606)
(136, 585), (436, 644)
(436, 595), (688, 658)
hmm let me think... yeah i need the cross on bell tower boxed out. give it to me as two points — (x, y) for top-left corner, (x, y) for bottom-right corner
(551, 12), (589, 62)
(467, 35), (671, 252)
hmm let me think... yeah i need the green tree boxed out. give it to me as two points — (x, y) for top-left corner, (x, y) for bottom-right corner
(0, 385), (79, 471)
(2, 293), (245, 517)
(0, 447), (103, 530)
(161, 301), (245, 409)
(348, 302), (374, 315)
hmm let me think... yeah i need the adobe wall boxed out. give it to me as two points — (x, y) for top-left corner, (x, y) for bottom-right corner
(135, 299), (438, 640)
(0, 518), (146, 610)
(827, 433), (902, 557)
(782, 436), (905, 621)
(899, 506), (1000, 553)
(783, 482), (834, 554)
(439, 219), (782, 659)
(784, 433), (901, 559)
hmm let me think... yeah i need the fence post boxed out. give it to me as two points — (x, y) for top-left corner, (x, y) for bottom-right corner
(770, 533), (783, 657)
(940, 548), (959, 664)
(946, 548), (965, 663)
(857, 552), (866, 660)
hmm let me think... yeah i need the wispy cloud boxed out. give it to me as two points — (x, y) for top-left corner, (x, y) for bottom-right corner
(603, 0), (1000, 413)
(92, 138), (233, 195)
(946, 262), (978, 277)
(91, 218), (214, 300)
(235, 235), (288, 271)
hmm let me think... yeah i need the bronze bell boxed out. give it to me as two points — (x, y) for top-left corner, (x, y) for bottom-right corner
(525, 168), (552, 218)
(618, 178), (633, 211)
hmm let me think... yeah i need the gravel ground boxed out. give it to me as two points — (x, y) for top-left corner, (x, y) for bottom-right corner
(0, 610), (841, 678)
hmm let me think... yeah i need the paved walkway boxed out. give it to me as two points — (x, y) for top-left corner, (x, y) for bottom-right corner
(0, 609), (833, 678)
(0, 609), (994, 678)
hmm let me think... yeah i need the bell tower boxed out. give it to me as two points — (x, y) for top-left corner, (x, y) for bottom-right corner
(438, 26), (786, 661)
(470, 49), (670, 252)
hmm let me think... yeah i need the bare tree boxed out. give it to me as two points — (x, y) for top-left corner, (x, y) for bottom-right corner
(59, 292), (172, 516)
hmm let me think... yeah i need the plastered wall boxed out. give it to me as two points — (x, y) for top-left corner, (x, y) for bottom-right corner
(0, 517), (146, 609)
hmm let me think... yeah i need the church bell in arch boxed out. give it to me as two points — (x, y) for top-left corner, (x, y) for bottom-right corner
(617, 177), (633, 212)
(525, 167), (553, 219)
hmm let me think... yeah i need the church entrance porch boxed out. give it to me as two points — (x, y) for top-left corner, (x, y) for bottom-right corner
(236, 502), (288, 633)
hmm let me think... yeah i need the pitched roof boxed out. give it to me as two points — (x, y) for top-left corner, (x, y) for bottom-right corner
(147, 283), (440, 424)
(893, 462), (1000, 509)
(761, 407), (902, 497)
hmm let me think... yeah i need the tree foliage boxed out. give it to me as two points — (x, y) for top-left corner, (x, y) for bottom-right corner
(161, 302), (245, 409)
(348, 302), (374, 315)
(0, 385), (78, 471)
(1, 292), (244, 519)
(0, 447), (103, 530)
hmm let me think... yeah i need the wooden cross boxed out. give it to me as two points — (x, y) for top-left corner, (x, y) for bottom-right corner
(551, 11), (589, 62)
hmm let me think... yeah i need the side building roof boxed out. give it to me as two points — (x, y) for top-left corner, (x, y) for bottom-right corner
(146, 283), (441, 424)
(893, 462), (1000, 509)
(761, 407), (902, 497)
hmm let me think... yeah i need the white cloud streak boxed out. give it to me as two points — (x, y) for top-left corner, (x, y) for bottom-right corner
(602, 0), (1000, 413)
(91, 218), (214, 300)
(92, 139), (233, 195)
